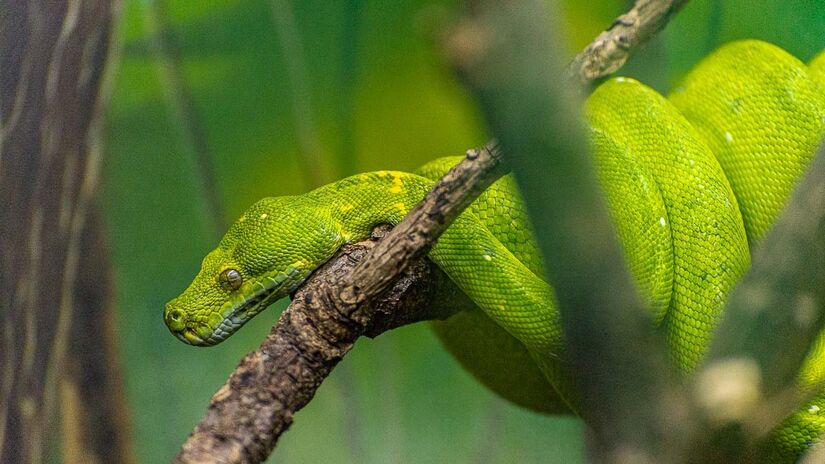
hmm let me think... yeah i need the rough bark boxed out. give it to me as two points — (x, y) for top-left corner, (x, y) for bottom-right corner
(175, 145), (503, 463)
(567, 0), (690, 87)
(175, 0), (701, 461)
(0, 1), (131, 463)
(175, 227), (473, 463)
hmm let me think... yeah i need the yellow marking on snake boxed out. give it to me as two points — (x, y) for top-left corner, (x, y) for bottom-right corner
(165, 41), (825, 463)
(389, 172), (404, 194)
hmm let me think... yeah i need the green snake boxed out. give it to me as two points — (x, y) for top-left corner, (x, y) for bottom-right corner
(165, 40), (825, 462)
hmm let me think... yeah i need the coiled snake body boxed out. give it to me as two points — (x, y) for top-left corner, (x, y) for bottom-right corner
(166, 41), (825, 462)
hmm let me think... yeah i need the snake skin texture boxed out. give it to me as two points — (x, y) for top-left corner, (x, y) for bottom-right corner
(165, 41), (825, 462)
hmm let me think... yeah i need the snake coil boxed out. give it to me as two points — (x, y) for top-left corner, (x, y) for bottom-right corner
(167, 40), (825, 462)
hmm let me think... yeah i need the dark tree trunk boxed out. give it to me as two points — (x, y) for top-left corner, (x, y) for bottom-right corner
(0, 1), (131, 462)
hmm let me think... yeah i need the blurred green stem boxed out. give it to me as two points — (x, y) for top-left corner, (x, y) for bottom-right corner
(336, 1), (363, 176)
(143, 0), (227, 236)
(703, 0), (723, 54)
(696, 142), (825, 434)
(450, 0), (687, 461)
(268, 1), (365, 460)
(269, 0), (331, 187)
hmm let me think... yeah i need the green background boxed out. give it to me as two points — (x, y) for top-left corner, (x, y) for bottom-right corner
(103, 1), (825, 462)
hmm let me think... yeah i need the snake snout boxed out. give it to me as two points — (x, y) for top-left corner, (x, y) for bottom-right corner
(164, 304), (211, 346)
(164, 304), (187, 332)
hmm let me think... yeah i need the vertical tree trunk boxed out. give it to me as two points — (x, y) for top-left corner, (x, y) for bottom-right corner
(0, 1), (131, 462)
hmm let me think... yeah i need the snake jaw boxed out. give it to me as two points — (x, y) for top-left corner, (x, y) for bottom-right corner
(179, 329), (205, 345)
(187, 266), (306, 346)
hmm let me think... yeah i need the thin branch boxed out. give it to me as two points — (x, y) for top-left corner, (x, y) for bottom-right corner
(567, 0), (690, 87)
(174, 228), (464, 463)
(176, 0), (695, 461)
(337, 144), (506, 307)
(175, 145), (504, 463)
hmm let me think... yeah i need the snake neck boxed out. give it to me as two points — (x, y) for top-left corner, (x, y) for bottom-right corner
(307, 171), (434, 241)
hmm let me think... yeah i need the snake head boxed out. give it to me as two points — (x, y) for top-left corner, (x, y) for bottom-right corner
(164, 196), (344, 346)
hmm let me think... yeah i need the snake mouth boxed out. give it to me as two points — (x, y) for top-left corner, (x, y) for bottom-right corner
(175, 328), (205, 345)
(193, 267), (304, 347)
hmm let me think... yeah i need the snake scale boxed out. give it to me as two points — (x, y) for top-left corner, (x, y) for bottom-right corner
(165, 41), (825, 462)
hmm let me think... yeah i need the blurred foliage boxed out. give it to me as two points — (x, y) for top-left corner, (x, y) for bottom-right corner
(103, 0), (824, 462)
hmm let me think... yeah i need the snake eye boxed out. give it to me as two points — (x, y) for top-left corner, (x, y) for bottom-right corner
(218, 268), (243, 291)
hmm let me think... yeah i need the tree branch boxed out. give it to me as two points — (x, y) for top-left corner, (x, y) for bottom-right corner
(175, 145), (503, 463)
(176, 0), (693, 461)
(175, 226), (467, 463)
(567, 0), (690, 87)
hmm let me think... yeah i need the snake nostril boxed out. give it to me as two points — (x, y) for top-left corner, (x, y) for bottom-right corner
(165, 307), (187, 332)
